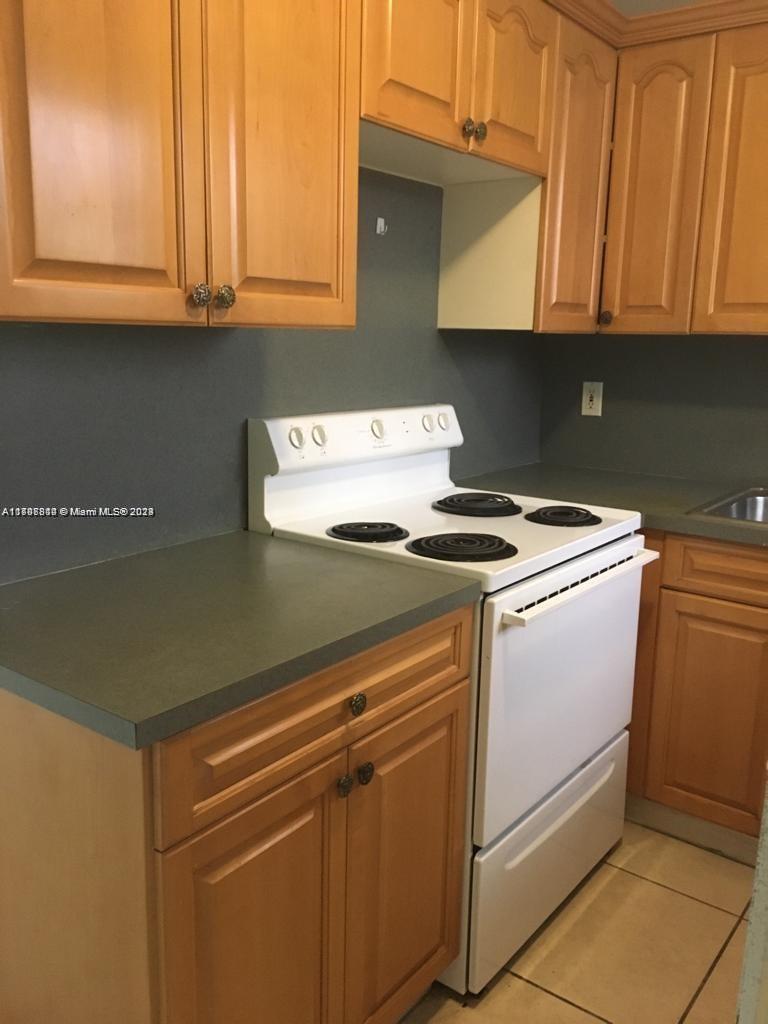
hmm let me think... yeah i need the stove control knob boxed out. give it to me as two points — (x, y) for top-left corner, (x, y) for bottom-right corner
(311, 425), (327, 447)
(437, 412), (450, 431)
(371, 418), (386, 439)
(288, 426), (305, 449)
(422, 414), (435, 433)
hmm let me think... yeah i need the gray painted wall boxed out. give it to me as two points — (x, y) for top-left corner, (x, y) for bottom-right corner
(0, 170), (541, 585)
(539, 335), (768, 482)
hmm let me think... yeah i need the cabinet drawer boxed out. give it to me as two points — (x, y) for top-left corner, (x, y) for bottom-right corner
(153, 606), (473, 849)
(663, 534), (768, 607)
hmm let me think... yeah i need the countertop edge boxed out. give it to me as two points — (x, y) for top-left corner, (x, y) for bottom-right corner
(0, 664), (138, 747)
(2, 582), (480, 750)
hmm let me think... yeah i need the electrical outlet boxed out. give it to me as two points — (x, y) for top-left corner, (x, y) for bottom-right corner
(581, 381), (603, 416)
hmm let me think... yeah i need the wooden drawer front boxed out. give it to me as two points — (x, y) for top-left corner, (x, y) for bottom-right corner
(153, 606), (473, 849)
(663, 534), (768, 607)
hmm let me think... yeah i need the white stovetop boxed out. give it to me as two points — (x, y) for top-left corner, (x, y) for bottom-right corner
(275, 486), (642, 593)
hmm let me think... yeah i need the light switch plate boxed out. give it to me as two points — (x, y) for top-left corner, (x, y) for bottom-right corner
(582, 381), (603, 416)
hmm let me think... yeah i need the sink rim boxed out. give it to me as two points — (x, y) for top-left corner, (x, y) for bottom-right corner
(688, 486), (768, 523)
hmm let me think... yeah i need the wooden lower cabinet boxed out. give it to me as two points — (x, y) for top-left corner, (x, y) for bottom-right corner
(345, 682), (468, 1024)
(646, 588), (768, 836)
(160, 681), (469, 1024)
(158, 751), (349, 1024)
(0, 608), (472, 1023)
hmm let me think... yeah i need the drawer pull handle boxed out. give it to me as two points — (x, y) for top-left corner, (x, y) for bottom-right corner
(504, 761), (617, 871)
(337, 774), (355, 798)
(501, 549), (659, 628)
(349, 692), (368, 717)
(461, 117), (476, 139)
(357, 762), (375, 786)
(474, 121), (488, 141)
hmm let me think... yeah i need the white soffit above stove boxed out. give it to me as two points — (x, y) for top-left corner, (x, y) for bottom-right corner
(359, 121), (537, 189)
(359, 122), (542, 332)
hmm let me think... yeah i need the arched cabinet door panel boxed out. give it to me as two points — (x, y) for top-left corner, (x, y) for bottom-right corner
(361, 0), (476, 152)
(600, 35), (715, 334)
(0, 0), (207, 325)
(535, 16), (616, 333)
(693, 24), (768, 334)
(470, 0), (559, 175)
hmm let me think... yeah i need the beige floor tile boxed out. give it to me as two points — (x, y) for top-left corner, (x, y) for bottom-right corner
(510, 864), (736, 1024)
(607, 822), (754, 914)
(685, 921), (746, 1024)
(401, 976), (602, 1023)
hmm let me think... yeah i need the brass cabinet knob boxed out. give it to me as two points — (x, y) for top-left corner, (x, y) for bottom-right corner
(474, 121), (488, 141)
(357, 762), (375, 786)
(190, 283), (212, 307)
(598, 310), (614, 325)
(216, 284), (237, 309)
(337, 774), (355, 798)
(349, 692), (368, 717)
(461, 117), (476, 139)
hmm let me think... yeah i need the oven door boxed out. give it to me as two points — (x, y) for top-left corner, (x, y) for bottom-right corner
(474, 534), (658, 847)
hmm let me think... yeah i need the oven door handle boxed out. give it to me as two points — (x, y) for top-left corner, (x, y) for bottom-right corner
(501, 548), (659, 628)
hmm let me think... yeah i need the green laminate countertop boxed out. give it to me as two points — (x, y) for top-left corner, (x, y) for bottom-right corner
(0, 531), (479, 749)
(460, 463), (768, 547)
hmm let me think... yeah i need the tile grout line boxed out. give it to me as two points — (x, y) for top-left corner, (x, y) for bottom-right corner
(506, 971), (614, 1023)
(608, 861), (746, 916)
(677, 913), (744, 1023)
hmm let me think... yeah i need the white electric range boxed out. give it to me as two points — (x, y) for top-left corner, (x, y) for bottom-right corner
(248, 404), (658, 995)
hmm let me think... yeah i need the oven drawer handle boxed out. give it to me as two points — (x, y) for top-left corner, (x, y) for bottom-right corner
(501, 549), (659, 629)
(504, 760), (617, 872)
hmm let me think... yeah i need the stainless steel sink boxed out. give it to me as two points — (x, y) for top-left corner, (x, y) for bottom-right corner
(692, 487), (768, 524)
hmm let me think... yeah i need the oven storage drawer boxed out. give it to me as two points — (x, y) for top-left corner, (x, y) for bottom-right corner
(474, 536), (653, 846)
(468, 730), (628, 994)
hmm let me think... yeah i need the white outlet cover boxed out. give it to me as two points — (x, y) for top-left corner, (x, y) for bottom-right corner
(582, 381), (603, 417)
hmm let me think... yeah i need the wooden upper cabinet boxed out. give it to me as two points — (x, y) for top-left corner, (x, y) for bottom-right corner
(535, 17), (616, 332)
(646, 589), (768, 836)
(470, 0), (559, 174)
(600, 35), (715, 334)
(361, 0), (475, 152)
(693, 24), (768, 334)
(0, 0), (207, 325)
(205, 0), (360, 327)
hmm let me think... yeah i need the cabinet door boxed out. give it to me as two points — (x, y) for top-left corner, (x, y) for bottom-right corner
(470, 0), (558, 175)
(646, 590), (768, 836)
(361, 0), (476, 152)
(535, 16), (616, 333)
(693, 24), (768, 334)
(600, 36), (715, 333)
(205, 0), (360, 327)
(344, 681), (469, 1024)
(0, 0), (207, 325)
(159, 751), (348, 1024)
